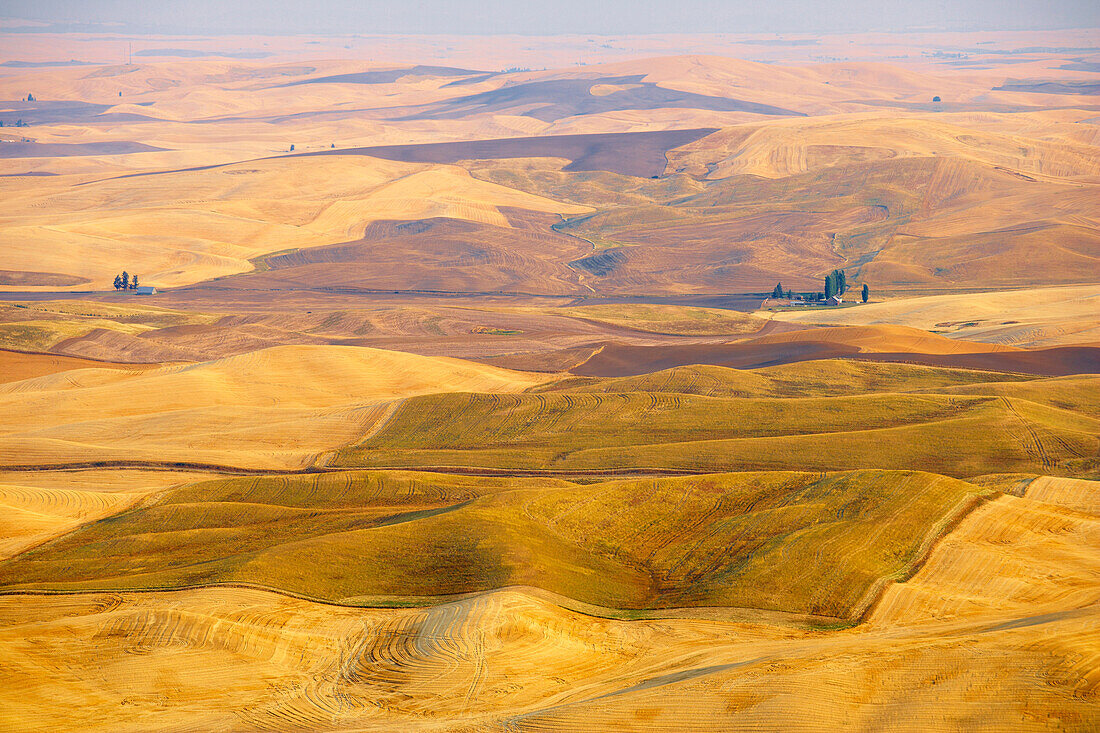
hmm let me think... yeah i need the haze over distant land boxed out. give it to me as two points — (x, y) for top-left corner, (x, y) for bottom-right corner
(2, 0), (1098, 35)
(2, 29), (1099, 70)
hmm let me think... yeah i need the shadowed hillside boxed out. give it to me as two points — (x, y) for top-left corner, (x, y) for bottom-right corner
(290, 128), (720, 177)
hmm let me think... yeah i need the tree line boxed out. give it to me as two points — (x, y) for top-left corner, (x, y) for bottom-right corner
(824, 269), (846, 299)
(113, 272), (140, 290)
(770, 269), (870, 304)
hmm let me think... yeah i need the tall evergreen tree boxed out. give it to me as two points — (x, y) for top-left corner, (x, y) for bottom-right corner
(824, 275), (835, 300)
(120, 271), (129, 290)
(130, 275), (139, 290)
(772, 283), (784, 299)
(862, 283), (870, 303)
(836, 269), (846, 294)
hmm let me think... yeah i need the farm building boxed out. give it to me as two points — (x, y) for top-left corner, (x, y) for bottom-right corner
(825, 295), (842, 305)
(135, 286), (158, 295)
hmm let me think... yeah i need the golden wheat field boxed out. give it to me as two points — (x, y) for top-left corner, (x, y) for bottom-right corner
(1, 470), (1096, 731)
(0, 12), (1098, 732)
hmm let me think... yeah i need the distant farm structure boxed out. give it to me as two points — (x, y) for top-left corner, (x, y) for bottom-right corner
(767, 271), (866, 308)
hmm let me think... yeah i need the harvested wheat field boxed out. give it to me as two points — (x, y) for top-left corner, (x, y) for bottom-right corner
(2, 12), (1099, 732)
(0, 344), (548, 470)
(0, 469), (219, 561)
(0, 349), (154, 383)
(1, 468), (1097, 731)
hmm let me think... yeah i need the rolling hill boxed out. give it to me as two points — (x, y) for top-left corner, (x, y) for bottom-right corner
(0, 345), (548, 469)
(0, 155), (591, 291)
(0, 468), (985, 617)
(1, 473), (1093, 731)
(1, 38), (1099, 733)
(333, 381), (1099, 477)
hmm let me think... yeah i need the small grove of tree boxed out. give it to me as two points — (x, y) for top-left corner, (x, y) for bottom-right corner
(862, 283), (870, 303)
(113, 271), (139, 290)
(824, 268), (847, 299)
(771, 282), (784, 299)
(25, 93), (35, 102)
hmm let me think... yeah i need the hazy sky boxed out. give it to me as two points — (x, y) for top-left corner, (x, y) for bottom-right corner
(1, 0), (1097, 35)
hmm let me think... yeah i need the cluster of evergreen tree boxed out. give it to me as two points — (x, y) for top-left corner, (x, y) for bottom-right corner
(113, 271), (139, 291)
(770, 283), (794, 300)
(771, 272), (868, 304)
(824, 269), (847, 299)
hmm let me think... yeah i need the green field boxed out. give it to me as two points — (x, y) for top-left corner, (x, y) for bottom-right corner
(331, 364), (1099, 477)
(0, 469), (986, 619)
